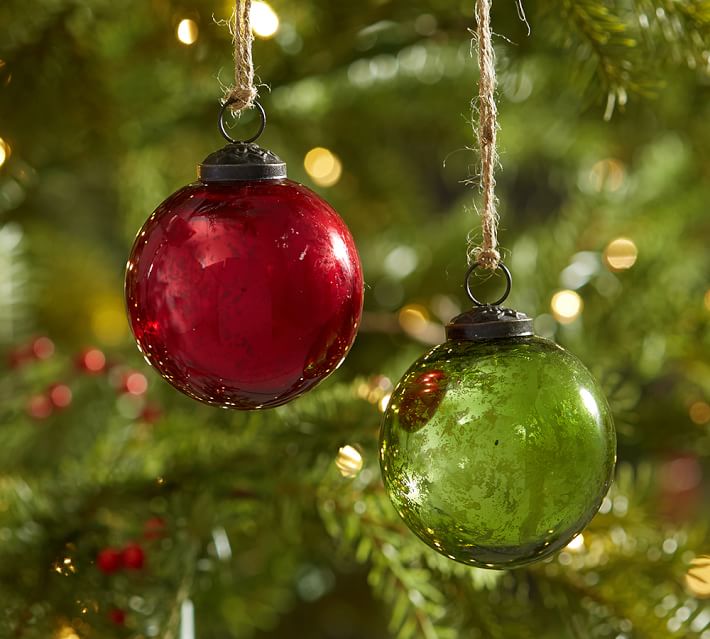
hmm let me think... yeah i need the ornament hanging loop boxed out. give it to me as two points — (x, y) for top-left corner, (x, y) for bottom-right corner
(465, 261), (512, 307)
(219, 99), (266, 144)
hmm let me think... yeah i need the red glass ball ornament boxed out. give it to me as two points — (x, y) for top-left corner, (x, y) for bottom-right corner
(121, 543), (145, 570)
(96, 548), (123, 574)
(126, 141), (363, 409)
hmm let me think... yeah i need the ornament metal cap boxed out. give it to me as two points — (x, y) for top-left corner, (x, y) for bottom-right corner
(198, 100), (287, 182)
(446, 305), (534, 341)
(199, 143), (287, 182)
(447, 261), (534, 340)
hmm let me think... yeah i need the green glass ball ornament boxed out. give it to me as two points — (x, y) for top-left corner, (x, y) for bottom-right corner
(380, 295), (616, 569)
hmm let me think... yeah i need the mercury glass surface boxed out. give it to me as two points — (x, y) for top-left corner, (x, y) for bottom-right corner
(125, 180), (363, 409)
(379, 336), (616, 568)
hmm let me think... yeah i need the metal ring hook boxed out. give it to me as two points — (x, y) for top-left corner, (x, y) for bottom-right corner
(465, 262), (512, 307)
(218, 99), (266, 144)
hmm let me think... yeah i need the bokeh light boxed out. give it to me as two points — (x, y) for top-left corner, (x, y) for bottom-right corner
(414, 14), (437, 36)
(560, 252), (600, 290)
(384, 245), (418, 279)
(689, 401), (710, 425)
(0, 137), (10, 167)
(32, 336), (55, 359)
(397, 303), (444, 344)
(304, 147), (342, 187)
(126, 372), (148, 396)
(335, 445), (363, 478)
(53, 555), (77, 575)
(565, 533), (585, 552)
(81, 349), (106, 373)
(551, 290), (583, 324)
(92, 297), (128, 344)
(398, 304), (429, 335)
(604, 237), (638, 271)
(251, 1), (279, 39)
(27, 395), (53, 419)
(176, 19), (199, 45)
(660, 455), (702, 494)
(49, 384), (72, 408)
(356, 376), (392, 406)
(685, 556), (710, 598)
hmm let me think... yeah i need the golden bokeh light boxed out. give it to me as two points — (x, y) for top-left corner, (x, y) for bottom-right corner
(565, 533), (585, 553)
(92, 297), (128, 344)
(685, 555), (710, 598)
(397, 303), (445, 345)
(603, 237), (638, 271)
(251, 1), (280, 38)
(335, 445), (363, 478)
(0, 137), (10, 167)
(398, 304), (429, 335)
(704, 289), (710, 312)
(356, 376), (393, 405)
(176, 19), (199, 45)
(304, 147), (342, 187)
(551, 290), (583, 324)
(689, 401), (710, 426)
(56, 626), (80, 639)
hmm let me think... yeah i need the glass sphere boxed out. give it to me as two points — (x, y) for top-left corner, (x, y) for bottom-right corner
(125, 179), (363, 409)
(380, 336), (616, 568)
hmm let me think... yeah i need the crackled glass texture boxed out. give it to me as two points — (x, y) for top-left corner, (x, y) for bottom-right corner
(380, 336), (616, 568)
(125, 179), (363, 409)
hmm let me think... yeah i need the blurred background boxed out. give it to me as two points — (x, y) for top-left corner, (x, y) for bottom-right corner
(1, 0), (710, 637)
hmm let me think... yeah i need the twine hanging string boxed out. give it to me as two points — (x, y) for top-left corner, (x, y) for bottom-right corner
(225, 0), (257, 112)
(469, 0), (501, 271)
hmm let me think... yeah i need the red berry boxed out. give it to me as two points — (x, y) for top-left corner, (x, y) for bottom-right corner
(124, 371), (148, 396)
(97, 548), (123, 574)
(48, 384), (72, 408)
(31, 337), (55, 360)
(26, 395), (53, 420)
(8, 345), (33, 368)
(143, 517), (166, 540)
(108, 608), (126, 625)
(140, 404), (163, 424)
(122, 543), (145, 570)
(77, 348), (106, 374)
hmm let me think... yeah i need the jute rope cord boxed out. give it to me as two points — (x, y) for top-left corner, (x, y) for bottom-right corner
(225, 0), (257, 112)
(469, 0), (501, 270)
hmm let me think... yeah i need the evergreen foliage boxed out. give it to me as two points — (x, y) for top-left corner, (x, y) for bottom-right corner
(1, 0), (709, 637)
